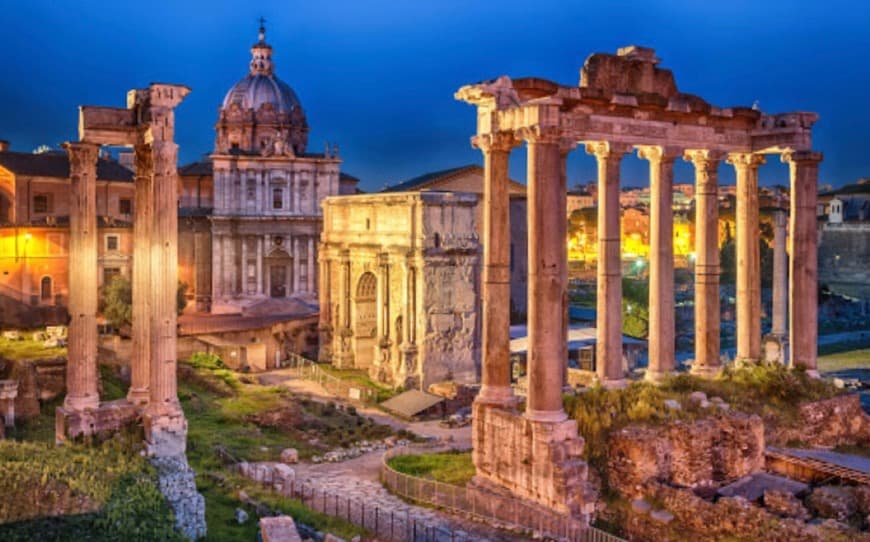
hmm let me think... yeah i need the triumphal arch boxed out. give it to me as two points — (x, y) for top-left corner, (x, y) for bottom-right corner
(457, 46), (820, 520)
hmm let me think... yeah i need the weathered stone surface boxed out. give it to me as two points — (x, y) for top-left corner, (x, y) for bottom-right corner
(55, 399), (140, 444)
(807, 486), (858, 522)
(631, 499), (652, 514)
(279, 448), (299, 464)
(608, 413), (764, 495)
(765, 489), (810, 521)
(649, 509), (673, 523)
(151, 455), (207, 540)
(622, 481), (867, 542)
(235, 507), (249, 524)
(771, 394), (870, 448)
(260, 515), (302, 542)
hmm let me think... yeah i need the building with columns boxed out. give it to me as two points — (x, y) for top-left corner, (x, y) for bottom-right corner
(456, 45), (821, 521)
(194, 24), (353, 314)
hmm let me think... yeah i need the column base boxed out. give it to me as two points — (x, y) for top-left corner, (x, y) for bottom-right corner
(762, 334), (788, 365)
(62, 394), (100, 412)
(524, 408), (568, 423)
(55, 399), (140, 445)
(475, 385), (517, 407)
(126, 387), (150, 406)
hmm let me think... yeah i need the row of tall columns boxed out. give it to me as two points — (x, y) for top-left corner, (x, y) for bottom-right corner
(217, 171), (318, 215)
(771, 209), (788, 338)
(213, 233), (317, 298)
(63, 143), (101, 411)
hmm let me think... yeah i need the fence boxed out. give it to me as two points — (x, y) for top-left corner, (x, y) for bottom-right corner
(380, 448), (627, 542)
(281, 352), (380, 404)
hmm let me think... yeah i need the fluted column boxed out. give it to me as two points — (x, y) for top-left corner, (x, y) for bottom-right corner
(771, 209), (788, 338)
(638, 145), (679, 381)
(241, 236), (248, 295)
(474, 132), (518, 406)
(256, 236), (263, 295)
(587, 141), (630, 387)
(63, 142), (101, 411)
(525, 127), (567, 421)
(129, 143), (153, 404)
(292, 237), (300, 294)
(728, 152), (765, 363)
(783, 151), (822, 375)
(686, 150), (723, 376)
(147, 139), (181, 416)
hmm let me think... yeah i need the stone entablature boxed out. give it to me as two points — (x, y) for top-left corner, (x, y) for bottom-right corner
(319, 191), (481, 389)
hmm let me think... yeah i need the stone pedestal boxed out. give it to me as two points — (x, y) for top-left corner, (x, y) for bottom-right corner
(471, 403), (594, 520)
(0, 380), (18, 428)
(763, 334), (788, 365)
(55, 399), (140, 444)
(144, 410), (189, 457)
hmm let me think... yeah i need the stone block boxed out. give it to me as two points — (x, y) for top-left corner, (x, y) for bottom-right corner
(764, 489), (810, 521)
(631, 498), (652, 514)
(663, 399), (681, 410)
(55, 399), (140, 444)
(649, 509), (674, 523)
(260, 515), (302, 542)
(688, 391), (707, 404)
(808, 486), (858, 522)
(280, 447), (299, 464)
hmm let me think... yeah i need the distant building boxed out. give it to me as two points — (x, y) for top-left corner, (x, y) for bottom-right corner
(818, 180), (870, 302)
(0, 147), (134, 324)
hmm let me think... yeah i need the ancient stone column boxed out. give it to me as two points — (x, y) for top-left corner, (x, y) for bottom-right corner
(771, 209), (788, 338)
(293, 237), (300, 293)
(587, 141), (630, 387)
(525, 127), (567, 421)
(256, 236), (263, 295)
(147, 139), (183, 417)
(783, 151), (822, 375)
(129, 143), (153, 405)
(63, 142), (101, 411)
(474, 132), (517, 406)
(638, 145), (679, 381)
(728, 152), (765, 364)
(686, 150), (723, 376)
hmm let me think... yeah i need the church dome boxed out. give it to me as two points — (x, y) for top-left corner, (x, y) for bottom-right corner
(215, 22), (309, 155)
(221, 74), (301, 114)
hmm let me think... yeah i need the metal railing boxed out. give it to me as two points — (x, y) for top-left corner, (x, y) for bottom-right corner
(282, 352), (380, 404)
(380, 448), (626, 542)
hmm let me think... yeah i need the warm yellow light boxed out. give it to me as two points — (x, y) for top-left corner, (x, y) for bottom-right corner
(24, 233), (32, 240)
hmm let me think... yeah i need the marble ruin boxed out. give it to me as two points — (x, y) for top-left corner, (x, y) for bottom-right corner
(457, 45), (820, 521)
(319, 191), (481, 389)
(55, 83), (205, 539)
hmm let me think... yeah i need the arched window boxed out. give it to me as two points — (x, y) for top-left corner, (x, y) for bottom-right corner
(40, 276), (52, 301)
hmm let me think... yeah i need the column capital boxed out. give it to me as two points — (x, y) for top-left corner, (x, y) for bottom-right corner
(472, 132), (519, 153)
(683, 149), (726, 168)
(62, 142), (101, 172)
(781, 150), (823, 165)
(519, 125), (562, 145)
(585, 140), (632, 161)
(726, 152), (766, 169)
(635, 145), (681, 163)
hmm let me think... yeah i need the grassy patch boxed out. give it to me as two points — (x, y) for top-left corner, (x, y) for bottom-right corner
(316, 364), (399, 402)
(0, 439), (182, 541)
(386, 450), (475, 486)
(0, 336), (66, 360)
(818, 348), (870, 372)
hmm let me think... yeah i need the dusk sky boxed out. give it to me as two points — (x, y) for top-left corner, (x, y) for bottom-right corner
(1, 0), (867, 192)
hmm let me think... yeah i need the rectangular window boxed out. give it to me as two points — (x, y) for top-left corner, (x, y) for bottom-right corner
(272, 188), (283, 210)
(106, 234), (119, 251)
(119, 198), (132, 215)
(33, 194), (51, 213)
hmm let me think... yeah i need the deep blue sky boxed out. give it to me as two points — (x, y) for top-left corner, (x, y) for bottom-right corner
(1, 0), (867, 191)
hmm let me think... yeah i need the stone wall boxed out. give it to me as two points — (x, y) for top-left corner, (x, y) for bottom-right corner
(1, 357), (67, 420)
(608, 413), (765, 496)
(770, 394), (870, 448)
(621, 480), (867, 542)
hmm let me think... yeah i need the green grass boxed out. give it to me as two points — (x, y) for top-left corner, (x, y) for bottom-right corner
(0, 439), (182, 541)
(818, 348), (870, 372)
(386, 450), (475, 486)
(316, 364), (399, 402)
(0, 336), (66, 360)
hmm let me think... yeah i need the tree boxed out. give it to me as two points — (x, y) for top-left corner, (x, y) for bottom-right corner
(720, 223), (736, 285)
(101, 275), (189, 329)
